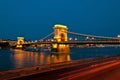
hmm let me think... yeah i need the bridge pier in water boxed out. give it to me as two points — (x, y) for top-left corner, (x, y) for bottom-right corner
(52, 24), (70, 53)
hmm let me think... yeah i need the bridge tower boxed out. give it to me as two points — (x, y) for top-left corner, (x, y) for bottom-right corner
(54, 24), (68, 42)
(52, 24), (69, 52)
(16, 37), (25, 49)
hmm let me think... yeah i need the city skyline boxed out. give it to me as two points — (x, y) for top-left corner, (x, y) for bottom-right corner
(0, 0), (120, 40)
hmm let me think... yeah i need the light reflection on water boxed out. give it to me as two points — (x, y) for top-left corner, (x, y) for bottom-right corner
(0, 47), (120, 70)
(10, 49), (70, 69)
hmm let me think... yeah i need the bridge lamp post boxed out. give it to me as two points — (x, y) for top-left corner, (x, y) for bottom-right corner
(91, 37), (95, 40)
(86, 36), (90, 40)
(69, 37), (72, 41)
(75, 38), (78, 41)
(39, 39), (43, 42)
(35, 40), (37, 42)
(117, 35), (120, 40)
(51, 39), (54, 42)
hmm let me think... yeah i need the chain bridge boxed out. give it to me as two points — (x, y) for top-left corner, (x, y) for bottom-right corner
(16, 24), (120, 49)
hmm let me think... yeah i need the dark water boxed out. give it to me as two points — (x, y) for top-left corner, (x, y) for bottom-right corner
(0, 47), (120, 70)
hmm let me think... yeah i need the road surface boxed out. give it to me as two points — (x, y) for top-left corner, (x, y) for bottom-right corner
(14, 59), (120, 80)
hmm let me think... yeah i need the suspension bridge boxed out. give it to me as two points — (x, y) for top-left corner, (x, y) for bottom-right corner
(16, 24), (120, 49)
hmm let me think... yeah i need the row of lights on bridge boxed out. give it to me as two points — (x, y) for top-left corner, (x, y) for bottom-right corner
(23, 37), (96, 44)
(38, 37), (95, 42)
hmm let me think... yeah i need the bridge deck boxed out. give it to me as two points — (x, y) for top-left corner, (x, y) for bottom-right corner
(23, 40), (120, 45)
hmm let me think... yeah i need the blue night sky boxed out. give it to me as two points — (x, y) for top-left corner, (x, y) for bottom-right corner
(0, 0), (120, 40)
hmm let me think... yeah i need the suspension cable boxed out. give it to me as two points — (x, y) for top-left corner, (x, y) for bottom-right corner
(68, 31), (118, 39)
(40, 32), (54, 40)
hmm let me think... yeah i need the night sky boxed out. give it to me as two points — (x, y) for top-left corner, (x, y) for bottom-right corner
(0, 0), (120, 40)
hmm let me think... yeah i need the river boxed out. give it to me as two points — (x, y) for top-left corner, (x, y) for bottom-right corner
(0, 47), (120, 70)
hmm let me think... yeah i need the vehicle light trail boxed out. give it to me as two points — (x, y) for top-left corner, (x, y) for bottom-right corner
(67, 60), (120, 80)
(59, 60), (116, 77)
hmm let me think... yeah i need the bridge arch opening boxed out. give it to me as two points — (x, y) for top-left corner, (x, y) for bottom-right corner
(60, 33), (65, 41)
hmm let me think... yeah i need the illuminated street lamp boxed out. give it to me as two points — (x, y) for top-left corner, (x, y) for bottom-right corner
(50, 38), (54, 41)
(75, 38), (78, 40)
(117, 35), (120, 38)
(69, 37), (72, 41)
(91, 37), (95, 40)
(86, 36), (89, 40)
(35, 40), (37, 42)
